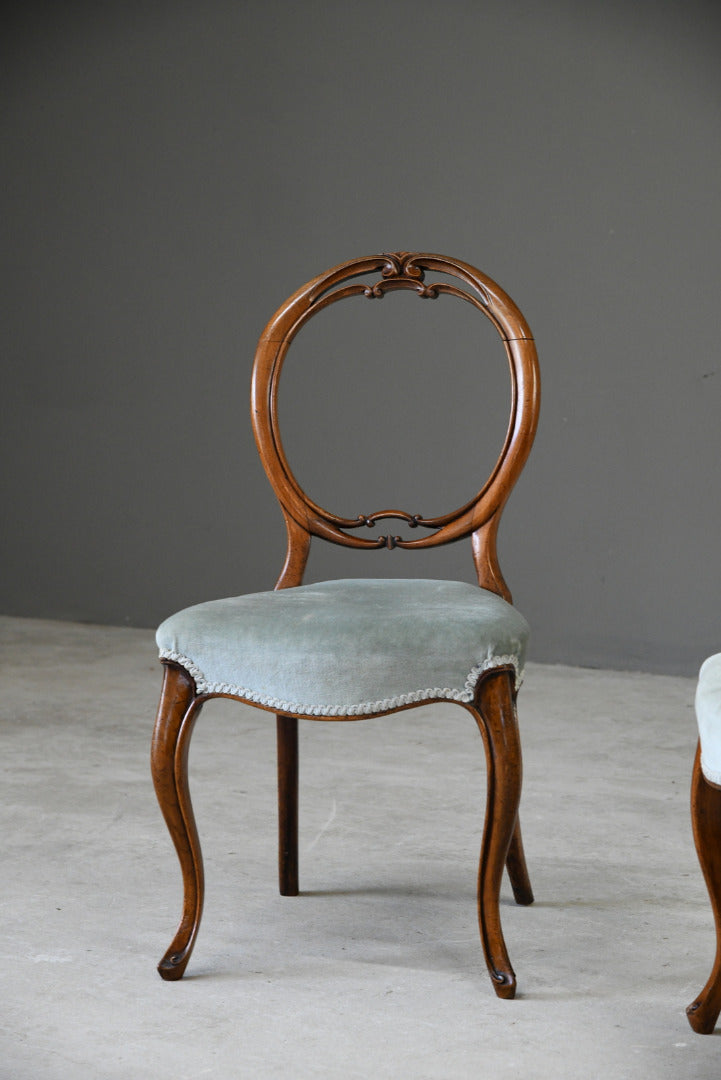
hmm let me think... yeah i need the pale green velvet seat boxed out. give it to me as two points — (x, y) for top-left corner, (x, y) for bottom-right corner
(157, 578), (529, 718)
(696, 654), (721, 786)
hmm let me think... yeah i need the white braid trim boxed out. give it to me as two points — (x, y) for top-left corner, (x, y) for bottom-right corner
(700, 754), (721, 787)
(158, 648), (523, 717)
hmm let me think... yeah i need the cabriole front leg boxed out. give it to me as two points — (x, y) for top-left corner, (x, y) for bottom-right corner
(151, 661), (205, 981)
(687, 744), (721, 1034)
(471, 670), (525, 999)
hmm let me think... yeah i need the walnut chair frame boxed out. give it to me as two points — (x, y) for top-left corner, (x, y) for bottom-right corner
(687, 745), (721, 1033)
(151, 252), (540, 997)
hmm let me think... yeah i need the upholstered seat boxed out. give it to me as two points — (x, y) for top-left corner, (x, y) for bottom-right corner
(687, 653), (721, 1034)
(150, 252), (541, 997)
(157, 579), (528, 717)
(696, 653), (721, 786)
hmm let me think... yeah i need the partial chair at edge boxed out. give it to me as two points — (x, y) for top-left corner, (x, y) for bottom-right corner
(687, 653), (721, 1033)
(150, 252), (541, 998)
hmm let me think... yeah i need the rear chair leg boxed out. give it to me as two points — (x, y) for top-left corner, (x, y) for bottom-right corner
(151, 661), (205, 980)
(506, 815), (534, 906)
(277, 714), (299, 896)
(687, 744), (721, 1034)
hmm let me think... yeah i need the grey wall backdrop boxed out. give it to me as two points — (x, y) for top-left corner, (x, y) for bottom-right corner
(2, 0), (720, 675)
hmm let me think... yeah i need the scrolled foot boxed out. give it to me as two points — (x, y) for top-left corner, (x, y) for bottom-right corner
(686, 996), (721, 1035)
(491, 968), (517, 1000)
(158, 947), (192, 982)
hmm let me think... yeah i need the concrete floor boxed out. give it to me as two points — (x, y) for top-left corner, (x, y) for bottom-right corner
(1, 615), (719, 1078)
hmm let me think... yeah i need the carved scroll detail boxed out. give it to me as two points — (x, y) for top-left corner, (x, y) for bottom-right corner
(355, 510), (432, 529)
(342, 508), (439, 550)
(381, 252), (424, 280)
(363, 251), (440, 299)
(379, 534), (402, 550)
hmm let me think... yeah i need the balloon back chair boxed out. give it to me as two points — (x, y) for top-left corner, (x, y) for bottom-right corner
(687, 653), (721, 1033)
(151, 252), (541, 998)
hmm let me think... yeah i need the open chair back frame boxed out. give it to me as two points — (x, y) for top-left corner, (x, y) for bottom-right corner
(151, 252), (540, 997)
(252, 250), (539, 593)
